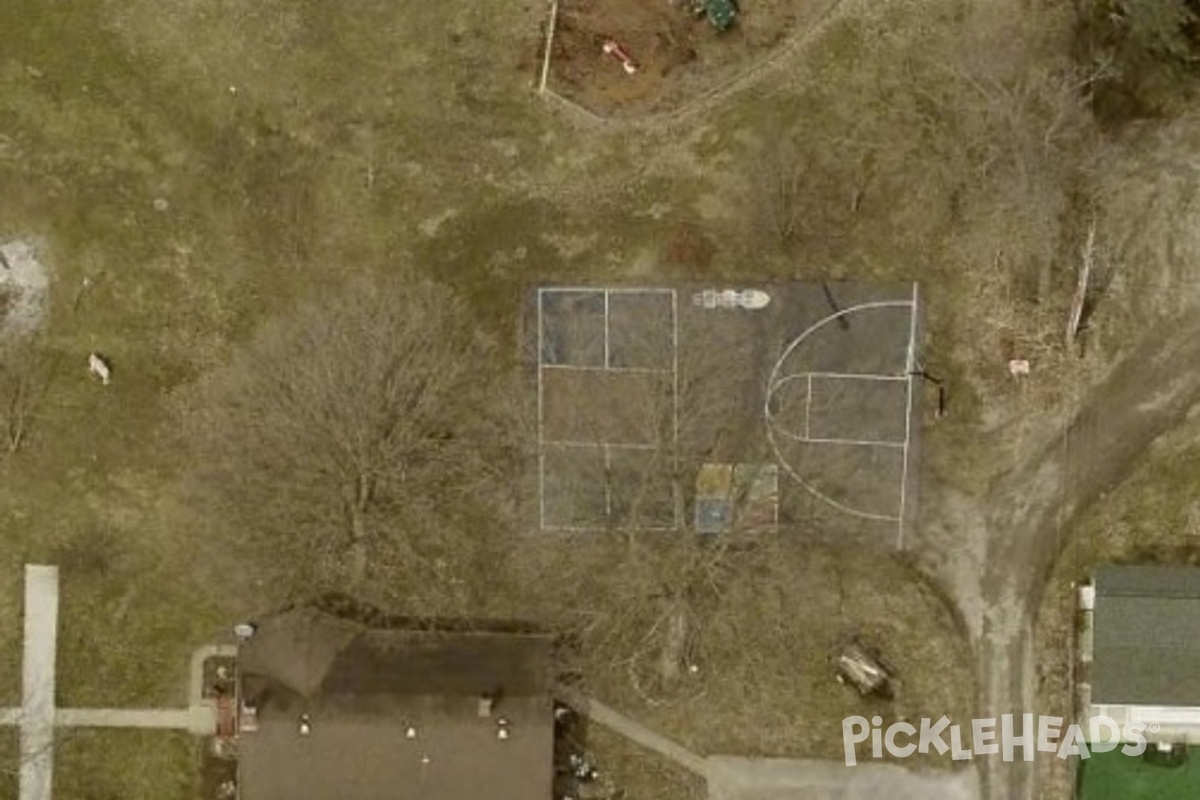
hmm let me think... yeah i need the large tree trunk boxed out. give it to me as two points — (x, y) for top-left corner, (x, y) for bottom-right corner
(658, 606), (688, 683)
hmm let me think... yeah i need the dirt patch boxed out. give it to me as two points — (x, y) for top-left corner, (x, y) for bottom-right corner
(0, 239), (49, 337)
(200, 737), (238, 799)
(546, 0), (825, 116)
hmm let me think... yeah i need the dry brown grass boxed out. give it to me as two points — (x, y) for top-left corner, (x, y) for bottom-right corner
(53, 729), (197, 800)
(0, 728), (16, 800)
(1033, 570), (1078, 800)
(576, 725), (707, 800)
(6, 0), (1197, 793)
(544, 541), (974, 766)
(0, 560), (21, 707)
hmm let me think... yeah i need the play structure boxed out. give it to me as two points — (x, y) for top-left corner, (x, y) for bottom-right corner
(685, 0), (739, 31)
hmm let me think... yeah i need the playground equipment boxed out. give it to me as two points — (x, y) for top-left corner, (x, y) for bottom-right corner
(601, 40), (638, 74)
(688, 0), (739, 31)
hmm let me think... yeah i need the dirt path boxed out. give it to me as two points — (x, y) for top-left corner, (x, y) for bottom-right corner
(20, 565), (58, 800)
(927, 307), (1200, 800)
(541, 0), (854, 132)
(55, 708), (214, 733)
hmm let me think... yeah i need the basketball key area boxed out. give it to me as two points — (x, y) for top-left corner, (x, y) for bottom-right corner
(528, 282), (923, 549)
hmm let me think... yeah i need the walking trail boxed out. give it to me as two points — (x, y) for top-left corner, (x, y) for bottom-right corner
(1, 565), (234, 800)
(935, 307), (1200, 800)
(558, 684), (979, 800)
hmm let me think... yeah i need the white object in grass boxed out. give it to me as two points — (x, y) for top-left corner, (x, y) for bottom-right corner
(87, 352), (112, 385)
(1008, 359), (1030, 378)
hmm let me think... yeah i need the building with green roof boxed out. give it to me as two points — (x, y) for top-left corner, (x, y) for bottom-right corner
(1080, 565), (1200, 744)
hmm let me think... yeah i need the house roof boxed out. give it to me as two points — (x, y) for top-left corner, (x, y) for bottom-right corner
(239, 607), (361, 698)
(1092, 566), (1200, 706)
(237, 608), (556, 800)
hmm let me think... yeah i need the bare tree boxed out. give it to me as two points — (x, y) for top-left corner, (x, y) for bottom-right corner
(178, 277), (518, 604)
(744, 133), (873, 274)
(0, 336), (56, 454)
(748, 139), (807, 254)
(532, 315), (776, 693)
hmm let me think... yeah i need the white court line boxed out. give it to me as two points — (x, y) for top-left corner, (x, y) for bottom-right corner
(541, 286), (676, 295)
(537, 287), (681, 531)
(772, 371), (909, 386)
(537, 0), (559, 93)
(896, 283), (920, 549)
(773, 433), (906, 448)
(671, 289), (680, 530)
(541, 524), (679, 533)
(537, 288), (546, 530)
(771, 369), (910, 445)
(764, 299), (918, 524)
(766, 299), (916, 390)
(542, 439), (661, 451)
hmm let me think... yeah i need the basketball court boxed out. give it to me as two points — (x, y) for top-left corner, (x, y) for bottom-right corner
(531, 282), (922, 549)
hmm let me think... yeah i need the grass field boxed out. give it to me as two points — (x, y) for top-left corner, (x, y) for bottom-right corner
(582, 725), (706, 800)
(0, 0), (1161, 793)
(0, 729), (15, 800)
(0, 564), (21, 707)
(1078, 748), (1200, 800)
(578, 544), (974, 764)
(54, 730), (198, 800)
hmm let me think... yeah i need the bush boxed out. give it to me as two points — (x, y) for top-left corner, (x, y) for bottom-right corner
(1087, 0), (1200, 121)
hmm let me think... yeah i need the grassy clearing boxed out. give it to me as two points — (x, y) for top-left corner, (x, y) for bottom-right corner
(0, 0), (710, 787)
(0, 559), (21, 707)
(582, 725), (706, 800)
(1061, 412), (1200, 575)
(0, 728), (15, 800)
(53, 729), (197, 800)
(581, 545), (974, 764)
(0, 0), (1107, 789)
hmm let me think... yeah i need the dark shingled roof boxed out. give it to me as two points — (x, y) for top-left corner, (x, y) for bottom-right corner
(237, 608), (556, 800)
(1092, 566), (1200, 706)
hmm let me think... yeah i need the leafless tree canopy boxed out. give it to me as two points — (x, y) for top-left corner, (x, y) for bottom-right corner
(749, 139), (807, 252)
(180, 277), (518, 605)
(0, 336), (56, 454)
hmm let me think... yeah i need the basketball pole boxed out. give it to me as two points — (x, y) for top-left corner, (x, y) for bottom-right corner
(908, 366), (946, 418)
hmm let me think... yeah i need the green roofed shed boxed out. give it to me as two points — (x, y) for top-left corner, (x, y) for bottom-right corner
(1092, 565), (1200, 707)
